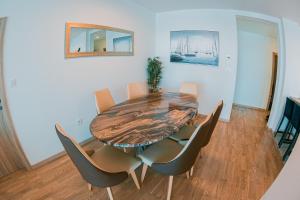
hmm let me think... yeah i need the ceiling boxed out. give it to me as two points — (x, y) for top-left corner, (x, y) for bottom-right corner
(129, 0), (300, 23)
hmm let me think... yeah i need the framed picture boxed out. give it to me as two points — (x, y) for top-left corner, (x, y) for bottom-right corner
(170, 30), (219, 66)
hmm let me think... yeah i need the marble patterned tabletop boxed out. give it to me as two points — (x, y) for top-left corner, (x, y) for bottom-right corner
(90, 92), (199, 148)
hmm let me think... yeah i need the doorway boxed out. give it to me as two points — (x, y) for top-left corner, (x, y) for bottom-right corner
(0, 17), (30, 177)
(234, 16), (279, 113)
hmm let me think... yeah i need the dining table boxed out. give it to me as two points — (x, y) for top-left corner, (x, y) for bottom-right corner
(89, 92), (199, 149)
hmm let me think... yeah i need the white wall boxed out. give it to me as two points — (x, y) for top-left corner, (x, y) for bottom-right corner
(282, 19), (300, 97)
(234, 29), (278, 109)
(156, 10), (238, 121)
(0, 0), (155, 165)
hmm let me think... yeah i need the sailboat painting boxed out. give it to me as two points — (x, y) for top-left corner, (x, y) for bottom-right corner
(170, 30), (219, 66)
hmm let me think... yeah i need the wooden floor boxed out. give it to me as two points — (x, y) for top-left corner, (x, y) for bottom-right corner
(0, 106), (283, 200)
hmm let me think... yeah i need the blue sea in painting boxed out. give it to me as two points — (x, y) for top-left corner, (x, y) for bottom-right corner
(170, 30), (219, 66)
(170, 53), (219, 65)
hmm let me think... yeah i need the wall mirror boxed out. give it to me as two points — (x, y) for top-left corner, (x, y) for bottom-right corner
(65, 22), (134, 58)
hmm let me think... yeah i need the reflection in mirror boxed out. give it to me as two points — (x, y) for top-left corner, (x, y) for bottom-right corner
(65, 23), (134, 58)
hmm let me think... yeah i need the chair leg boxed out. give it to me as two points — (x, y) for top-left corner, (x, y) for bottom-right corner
(88, 183), (92, 191)
(275, 117), (285, 136)
(283, 131), (300, 161)
(283, 139), (293, 161)
(130, 171), (140, 190)
(190, 166), (194, 177)
(186, 171), (190, 179)
(199, 149), (203, 159)
(141, 164), (148, 183)
(167, 176), (173, 200)
(106, 187), (114, 200)
(278, 123), (292, 147)
(290, 131), (300, 150)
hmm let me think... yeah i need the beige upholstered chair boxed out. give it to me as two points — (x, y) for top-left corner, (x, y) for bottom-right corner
(127, 82), (148, 100)
(179, 82), (198, 98)
(55, 124), (141, 200)
(95, 88), (115, 114)
(138, 114), (213, 200)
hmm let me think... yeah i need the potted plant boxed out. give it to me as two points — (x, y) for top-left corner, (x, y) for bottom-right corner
(147, 57), (163, 93)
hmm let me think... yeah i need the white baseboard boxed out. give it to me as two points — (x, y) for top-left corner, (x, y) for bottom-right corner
(31, 136), (95, 169)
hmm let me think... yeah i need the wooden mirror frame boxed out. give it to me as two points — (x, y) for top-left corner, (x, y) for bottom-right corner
(65, 22), (134, 58)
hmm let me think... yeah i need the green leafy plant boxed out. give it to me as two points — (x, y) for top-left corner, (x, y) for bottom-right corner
(147, 57), (163, 93)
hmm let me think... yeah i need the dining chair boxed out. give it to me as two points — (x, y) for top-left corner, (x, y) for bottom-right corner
(127, 82), (148, 100)
(95, 88), (115, 114)
(179, 82), (198, 98)
(275, 97), (295, 137)
(278, 103), (300, 160)
(138, 114), (213, 200)
(55, 124), (141, 200)
(200, 101), (223, 148)
(169, 100), (223, 146)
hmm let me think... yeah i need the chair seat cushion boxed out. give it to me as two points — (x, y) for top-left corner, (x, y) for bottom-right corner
(138, 139), (183, 166)
(169, 125), (197, 142)
(91, 145), (141, 173)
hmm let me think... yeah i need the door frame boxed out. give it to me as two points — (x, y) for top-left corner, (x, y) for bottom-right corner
(0, 17), (31, 170)
(266, 52), (278, 111)
(234, 13), (286, 131)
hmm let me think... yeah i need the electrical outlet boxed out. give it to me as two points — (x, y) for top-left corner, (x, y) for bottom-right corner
(77, 118), (83, 126)
(10, 79), (17, 88)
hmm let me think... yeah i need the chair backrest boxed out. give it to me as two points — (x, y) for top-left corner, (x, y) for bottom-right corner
(152, 114), (213, 175)
(55, 124), (128, 187)
(127, 82), (148, 100)
(284, 97), (295, 120)
(179, 82), (198, 98)
(290, 103), (300, 132)
(95, 88), (115, 114)
(202, 100), (223, 147)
